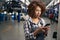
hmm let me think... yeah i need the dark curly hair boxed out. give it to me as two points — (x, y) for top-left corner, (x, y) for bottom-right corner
(27, 1), (46, 18)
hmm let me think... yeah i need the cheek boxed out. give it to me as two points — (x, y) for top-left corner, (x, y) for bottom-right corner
(36, 12), (41, 15)
(39, 12), (41, 15)
(35, 12), (38, 14)
(35, 11), (41, 16)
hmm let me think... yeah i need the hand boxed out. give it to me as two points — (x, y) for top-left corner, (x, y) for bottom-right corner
(33, 27), (43, 36)
(38, 27), (46, 32)
(46, 26), (50, 30)
(42, 27), (50, 31)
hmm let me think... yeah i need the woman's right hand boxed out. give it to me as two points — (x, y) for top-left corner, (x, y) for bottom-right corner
(38, 27), (46, 32)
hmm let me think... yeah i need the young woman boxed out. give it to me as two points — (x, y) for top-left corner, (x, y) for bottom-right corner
(23, 1), (49, 40)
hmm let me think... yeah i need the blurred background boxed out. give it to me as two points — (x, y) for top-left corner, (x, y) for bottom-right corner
(0, 0), (59, 40)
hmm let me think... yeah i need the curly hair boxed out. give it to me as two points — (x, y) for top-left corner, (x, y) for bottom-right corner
(27, 1), (46, 18)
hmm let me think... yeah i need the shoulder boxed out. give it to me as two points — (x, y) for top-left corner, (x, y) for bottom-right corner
(24, 19), (30, 25)
(40, 18), (46, 26)
(40, 18), (45, 22)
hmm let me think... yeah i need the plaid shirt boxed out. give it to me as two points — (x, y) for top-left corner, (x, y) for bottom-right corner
(23, 17), (46, 39)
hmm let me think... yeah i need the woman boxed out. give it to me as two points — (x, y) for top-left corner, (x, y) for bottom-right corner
(23, 1), (49, 40)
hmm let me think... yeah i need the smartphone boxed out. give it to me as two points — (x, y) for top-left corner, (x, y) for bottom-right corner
(42, 23), (50, 30)
(44, 23), (50, 27)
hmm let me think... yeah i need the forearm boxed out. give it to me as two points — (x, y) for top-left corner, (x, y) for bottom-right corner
(33, 28), (44, 36)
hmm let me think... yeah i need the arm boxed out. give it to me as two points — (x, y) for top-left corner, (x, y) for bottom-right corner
(33, 26), (45, 36)
(23, 21), (44, 39)
(40, 18), (50, 31)
(23, 21), (34, 39)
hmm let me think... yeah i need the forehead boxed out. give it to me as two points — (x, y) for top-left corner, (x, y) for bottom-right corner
(35, 6), (41, 10)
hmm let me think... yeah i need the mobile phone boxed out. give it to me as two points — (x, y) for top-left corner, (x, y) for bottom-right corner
(42, 23), (50, 30)
(44, 23), (50, 27)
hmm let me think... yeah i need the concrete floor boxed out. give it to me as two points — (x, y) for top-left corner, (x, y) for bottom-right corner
(0, 17), (57, 40)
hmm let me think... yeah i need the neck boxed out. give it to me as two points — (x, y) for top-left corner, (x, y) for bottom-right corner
(31, 17), (40, 24)
(32, 18), (39, 22)
(32, 17), (38, 19)
(32, 17), (40, 20)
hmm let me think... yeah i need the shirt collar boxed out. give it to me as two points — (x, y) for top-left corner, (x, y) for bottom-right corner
(28, 17), (41, 25)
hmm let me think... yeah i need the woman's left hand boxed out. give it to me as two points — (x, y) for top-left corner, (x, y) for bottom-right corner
(42, 26), (50, 31)
(46, 26), (50, 30)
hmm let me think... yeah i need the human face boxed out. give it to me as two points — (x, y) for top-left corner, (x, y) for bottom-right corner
(35, 6), (41, 18)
